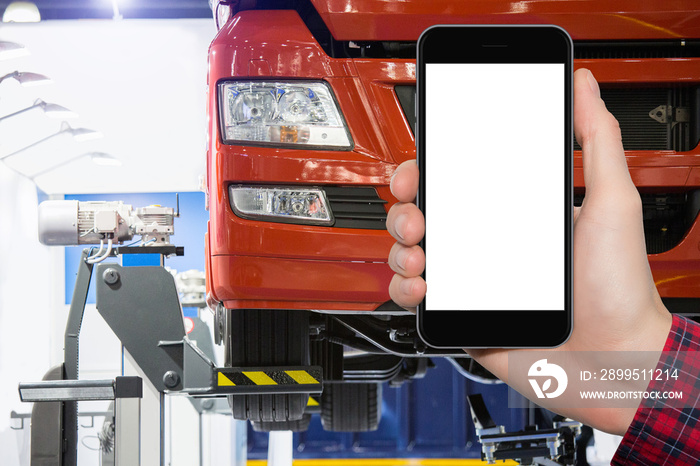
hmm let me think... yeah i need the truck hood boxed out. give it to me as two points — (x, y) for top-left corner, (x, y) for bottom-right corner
(310, 0), (700, 41)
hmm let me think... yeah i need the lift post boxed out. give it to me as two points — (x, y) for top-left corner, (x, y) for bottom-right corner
(19, 245), (322, 465)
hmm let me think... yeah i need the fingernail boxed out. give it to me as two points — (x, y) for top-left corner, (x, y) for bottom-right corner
(390, 169), (399, 196)
(395, 248), (409, 271)
(400, 278), (415, 296)
(394, 214), (407, 240)
(586, 69), (600, 98)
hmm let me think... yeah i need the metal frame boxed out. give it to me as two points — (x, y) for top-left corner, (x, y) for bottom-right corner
(19, 377), (143, 466)
(332, 314), (472, 357)
(467, 394), (581, 465)
(62, 249), (94, 465)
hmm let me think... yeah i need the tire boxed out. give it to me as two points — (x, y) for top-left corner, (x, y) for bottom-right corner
(251, 414), (312, 432)
(226, 309), (310, 422)
(320, 383), (382, 432)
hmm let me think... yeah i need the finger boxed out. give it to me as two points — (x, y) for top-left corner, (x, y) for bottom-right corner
(390, 160), (419, 203)
(387, 202), (425, 246)
(389, 274), (426, 308)
(388, 242), (425, 277)
(574, 69), (637, 205)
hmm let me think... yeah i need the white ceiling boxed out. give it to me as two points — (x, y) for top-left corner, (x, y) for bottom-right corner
(0, 18), (216, 193)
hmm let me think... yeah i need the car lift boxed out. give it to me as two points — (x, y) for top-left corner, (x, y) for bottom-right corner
(19, 245), (323, 465)
(468, 394), (581, 465)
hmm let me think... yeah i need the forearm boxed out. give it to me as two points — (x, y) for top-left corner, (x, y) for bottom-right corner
(613, 314), (700, 464)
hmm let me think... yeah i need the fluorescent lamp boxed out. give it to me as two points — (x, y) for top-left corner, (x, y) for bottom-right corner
(0, 41), (29, 60)
(14, 71), (52, 87)
(43, 103), (78, 119)
(70, 128), (103, 142)
(0, 99), (77, 123)
(1, 122), (103, 161)
(0, 71), (52, 87)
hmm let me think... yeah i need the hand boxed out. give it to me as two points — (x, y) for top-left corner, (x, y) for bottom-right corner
(387, 68), (673, 435)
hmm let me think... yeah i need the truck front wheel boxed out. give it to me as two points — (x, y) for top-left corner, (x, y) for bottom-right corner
(225, 309), (310, 422)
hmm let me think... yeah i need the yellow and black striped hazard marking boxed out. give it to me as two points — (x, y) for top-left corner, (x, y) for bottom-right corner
(216, 367), (322, 387)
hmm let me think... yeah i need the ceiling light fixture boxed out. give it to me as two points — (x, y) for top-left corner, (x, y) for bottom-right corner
(0, 99), (78, 123)
(90, 152), (122, 166)
(2, 1), (41, 23)
(0, 41), (29, 60)
(0, 70), (52, 87)
(0, 122), (103, 161)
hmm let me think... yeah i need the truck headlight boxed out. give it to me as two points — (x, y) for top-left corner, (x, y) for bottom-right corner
(229, 186), (333, 225)
(219, 81), (352, 149)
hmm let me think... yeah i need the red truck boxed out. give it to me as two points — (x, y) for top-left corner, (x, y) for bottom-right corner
(205, 0), (700, 432)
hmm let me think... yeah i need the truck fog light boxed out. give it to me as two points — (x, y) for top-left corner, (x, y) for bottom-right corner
(229, 186), (333, 225)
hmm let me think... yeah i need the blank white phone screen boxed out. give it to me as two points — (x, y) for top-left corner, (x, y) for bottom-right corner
(425, 63), (564, 311)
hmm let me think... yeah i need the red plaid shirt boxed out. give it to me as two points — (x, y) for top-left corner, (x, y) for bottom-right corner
(612, 314), (700, 465)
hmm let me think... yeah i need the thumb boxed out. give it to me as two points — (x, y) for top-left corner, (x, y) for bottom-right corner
(574, 69), (637, 207)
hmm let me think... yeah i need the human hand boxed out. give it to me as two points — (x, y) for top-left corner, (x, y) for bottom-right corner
(387, 68), (672, 435)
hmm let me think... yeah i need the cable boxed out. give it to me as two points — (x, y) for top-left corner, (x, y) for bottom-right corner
(80, 435), (101, 451)
(447, 357), (503, 385)
(93, 238), (112, 263)
(87, 238), (113, 264)
(125, 237), (157, 248)
(86, 239), (104, 262)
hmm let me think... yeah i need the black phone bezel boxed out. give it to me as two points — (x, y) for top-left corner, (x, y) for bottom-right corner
(416, 25), (574, 348)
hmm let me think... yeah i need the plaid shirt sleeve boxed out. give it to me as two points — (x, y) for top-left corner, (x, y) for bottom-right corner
(612, 314), (700, 465)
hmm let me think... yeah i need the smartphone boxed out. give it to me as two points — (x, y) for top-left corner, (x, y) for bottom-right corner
(416, 25), (573, 348)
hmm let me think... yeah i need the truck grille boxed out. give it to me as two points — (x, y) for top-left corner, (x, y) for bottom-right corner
(573, 87), (695, 152)
(320, 39), (700, 60)
(325, 186), (387, 230)
(574, 41), (700, 59)
(397, 85), (698, 152)
(575, 191), (700, 254)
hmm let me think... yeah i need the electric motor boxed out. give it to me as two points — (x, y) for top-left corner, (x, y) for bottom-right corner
(38, 200), (175, 246)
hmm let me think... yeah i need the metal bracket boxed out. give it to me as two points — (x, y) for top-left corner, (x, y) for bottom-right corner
(10, 411), (28, 430)
(96, 263), (187, 392)
(649, 105), (690, 125)
(467, 393), (505, 437)
(213, 302), (225, 346)
(9, 410), (111, 433)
